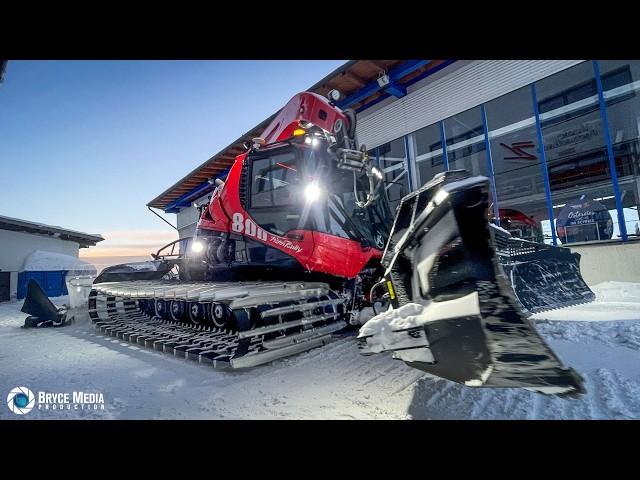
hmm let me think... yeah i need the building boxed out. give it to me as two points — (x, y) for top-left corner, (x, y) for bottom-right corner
(0, 215), (103, 301)
(147, 60), (640, 285)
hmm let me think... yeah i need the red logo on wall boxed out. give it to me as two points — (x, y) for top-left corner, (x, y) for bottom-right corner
(500, 141), (537, 161)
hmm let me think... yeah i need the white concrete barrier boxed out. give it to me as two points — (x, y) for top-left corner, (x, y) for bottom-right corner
(569, 240), (640, 285)
(65, 275), (95, 309)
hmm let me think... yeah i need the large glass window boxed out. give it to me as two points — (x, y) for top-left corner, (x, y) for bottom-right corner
(444, 107), (488, 177)
(251, 151), (299, 208)
(536, 62), (619, 244)
(485, 86), (550, 243)
(249, 149), (302, 236)
(378, 137), (410, 211)
(598, 60), (640, 239)
(413, 123), (445, 186)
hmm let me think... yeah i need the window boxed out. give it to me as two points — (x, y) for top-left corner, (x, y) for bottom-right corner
(598, 60), (640, 239)
(485, 86), (550, 243)
(378, 138), (410, 211)
(444, 106), (488, 177)
(249, 149), (302, 236)
(535, 62), (619, 244)
(251, 151), (299, 208)
(413, 123), (444, 186)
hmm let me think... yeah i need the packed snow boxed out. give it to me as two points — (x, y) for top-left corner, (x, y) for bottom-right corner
(23, 250), (97, 275)
(1, 282), (639, 420)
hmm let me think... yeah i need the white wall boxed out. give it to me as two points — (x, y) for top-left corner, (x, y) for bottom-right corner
(0, 229), (80, 300)
(569, 241), (640, 285)
(177, 204), (201, 233)
(176, 193), (211, 239)
(356, 60), (584, 150)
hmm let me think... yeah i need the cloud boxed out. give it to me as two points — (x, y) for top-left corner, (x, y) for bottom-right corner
(80, 229), (178, 258)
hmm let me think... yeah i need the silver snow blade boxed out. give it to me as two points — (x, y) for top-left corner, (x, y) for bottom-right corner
(359, 170), (585, 397)
(491, 225), (595, 315)
(93, 260), (174, 283)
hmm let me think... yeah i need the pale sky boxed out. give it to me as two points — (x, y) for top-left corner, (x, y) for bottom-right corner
(0, 60), (346, 265)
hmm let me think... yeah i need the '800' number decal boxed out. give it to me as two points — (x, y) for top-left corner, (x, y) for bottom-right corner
(231, 212), (268, 241)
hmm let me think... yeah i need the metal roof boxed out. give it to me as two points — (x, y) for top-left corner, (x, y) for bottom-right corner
(0, 214), (104, 248)
(147, 59), (455, 211)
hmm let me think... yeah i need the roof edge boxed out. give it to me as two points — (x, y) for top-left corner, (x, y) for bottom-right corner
(147, 61), (355, 209)
(0, 214), (104, 246)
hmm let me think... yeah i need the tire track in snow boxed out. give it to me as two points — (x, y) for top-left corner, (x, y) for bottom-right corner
(469, 388), (498, 419)
(392, 372), (428, 396)
(594, 369), (636, 419)
(608, 370), (640, 418)
(528, 392), (543, 420)
(585, 370), (611, 419)
(361, 362), (406, 386)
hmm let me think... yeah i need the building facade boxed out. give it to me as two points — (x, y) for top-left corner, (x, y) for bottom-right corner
(0, 215), (103, 301)
(149, 60), (640, 284)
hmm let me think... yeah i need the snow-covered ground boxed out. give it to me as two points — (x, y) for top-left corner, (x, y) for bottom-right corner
(1, 282), (639, 420)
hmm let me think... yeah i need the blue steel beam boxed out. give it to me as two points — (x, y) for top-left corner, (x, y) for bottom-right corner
(481, 104), (500, 226)
(593, 60), (628, 241)
(164, 167), (231, 213)
(354, 60), (457, 114)
(531, 83), (558, 246)
(439, 120), (449, 170)
(164, 181), (210, 213)
(402, 60), (456, 88)
(386, 82), (407, 99)
(337, 60), (431, 109)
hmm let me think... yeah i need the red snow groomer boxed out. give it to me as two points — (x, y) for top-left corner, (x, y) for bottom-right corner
(89, 90), (592, 395)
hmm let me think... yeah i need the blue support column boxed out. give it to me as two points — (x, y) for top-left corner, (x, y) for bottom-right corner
(531, 83), (558, 245)
(480, 104), (500, 226)
(593, 60), (629, 241)
(403, 135), (414, 191)
(439, 120), (449, 170)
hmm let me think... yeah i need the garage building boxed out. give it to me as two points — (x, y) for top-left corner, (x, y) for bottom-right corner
(0, 215), (103, 301)
(147, 60), (640, 284)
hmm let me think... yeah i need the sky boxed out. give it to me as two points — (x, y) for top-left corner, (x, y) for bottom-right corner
(0, 60), (346, 265)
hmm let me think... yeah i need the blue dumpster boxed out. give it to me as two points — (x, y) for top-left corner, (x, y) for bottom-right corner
(17, 270), (69, 299)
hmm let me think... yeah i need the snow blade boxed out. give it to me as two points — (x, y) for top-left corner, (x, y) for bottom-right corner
(93, 260), (173, 284)
(358, 170), (585, 396)
(492, 226), (595, 314)
(21, 280), (68, 328)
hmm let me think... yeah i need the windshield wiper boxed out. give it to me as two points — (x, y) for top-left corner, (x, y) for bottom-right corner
(328, 195), (371, 248)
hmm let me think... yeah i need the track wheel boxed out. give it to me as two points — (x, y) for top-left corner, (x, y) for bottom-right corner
(209, 302), (231, 329)
(154, 299), (168, 319)
(188, 302), (208, 325)
(139, 300), (154, 316)
(169, 300), (186, 322)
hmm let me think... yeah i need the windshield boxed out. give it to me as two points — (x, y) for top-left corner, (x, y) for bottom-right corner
(303, 145), (392, 249)
(246, 143), (392, 249)
(325, 171), (391, 249)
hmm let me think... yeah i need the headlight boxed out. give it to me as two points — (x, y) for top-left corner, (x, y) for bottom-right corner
(304, 136), (319, 147)
(371, 166), (384, 180)
(433, 189), (449, 206)
(304, 183), (322, 203)
(191, 240), (204, 253)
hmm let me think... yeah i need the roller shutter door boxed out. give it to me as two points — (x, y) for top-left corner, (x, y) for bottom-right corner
(356, 60), (585, 149)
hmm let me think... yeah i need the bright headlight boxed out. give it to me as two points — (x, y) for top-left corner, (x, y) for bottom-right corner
(191, 240), (204, 253)
(304, 183), (322, 203)
(371, 166), (383, 180)
(433, 189), (449, 205)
